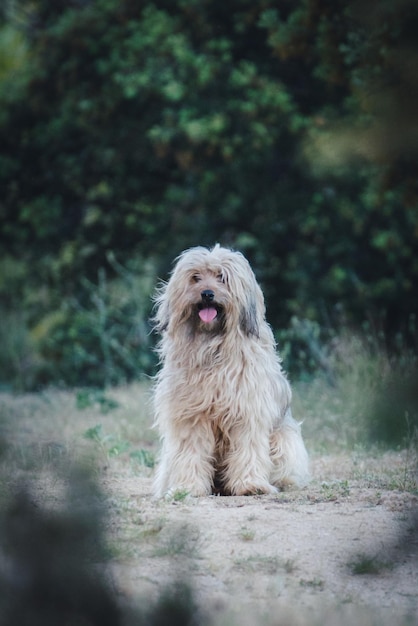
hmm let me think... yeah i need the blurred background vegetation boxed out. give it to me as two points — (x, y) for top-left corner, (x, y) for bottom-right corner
(0, 0), (417, 390)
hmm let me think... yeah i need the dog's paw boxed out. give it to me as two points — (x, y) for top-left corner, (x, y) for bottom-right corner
(232, 482), (278, 496)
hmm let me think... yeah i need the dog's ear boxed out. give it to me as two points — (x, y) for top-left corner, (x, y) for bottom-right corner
(154, 312), (169, 333)
(240, 299), (259, 338)
(152, 284), (170, 333)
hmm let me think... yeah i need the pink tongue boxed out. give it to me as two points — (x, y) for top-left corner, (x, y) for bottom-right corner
(199, 307), (217, 323)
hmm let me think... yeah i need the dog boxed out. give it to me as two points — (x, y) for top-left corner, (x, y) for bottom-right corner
(152, 245), (309, 497)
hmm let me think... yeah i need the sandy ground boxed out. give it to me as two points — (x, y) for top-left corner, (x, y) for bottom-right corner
(105, 463), (418, 625)
(1, 386), (417, 624)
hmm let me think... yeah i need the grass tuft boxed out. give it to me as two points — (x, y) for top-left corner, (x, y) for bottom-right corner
(349, 553), (392, 575)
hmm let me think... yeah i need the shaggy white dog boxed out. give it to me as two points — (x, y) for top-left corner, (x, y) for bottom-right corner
(152, 245), (309, 497)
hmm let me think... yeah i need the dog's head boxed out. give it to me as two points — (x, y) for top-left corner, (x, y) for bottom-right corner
(153, 245), (266, 338)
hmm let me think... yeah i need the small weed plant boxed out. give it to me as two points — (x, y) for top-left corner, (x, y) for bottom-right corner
(83, 423), (154, 468)
(349, 553), (393, 576)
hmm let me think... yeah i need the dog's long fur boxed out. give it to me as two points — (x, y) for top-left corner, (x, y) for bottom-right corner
(152, 245), (309, 497)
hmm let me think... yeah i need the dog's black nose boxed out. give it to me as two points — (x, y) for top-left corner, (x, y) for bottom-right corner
(201, 289), (215, 302)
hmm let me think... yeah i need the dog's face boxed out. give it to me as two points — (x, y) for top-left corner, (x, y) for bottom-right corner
(154, 245), (266, 339)
(186, 265), (228, 333)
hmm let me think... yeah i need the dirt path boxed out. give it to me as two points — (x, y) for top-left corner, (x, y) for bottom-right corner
(106, 461), (418, 624)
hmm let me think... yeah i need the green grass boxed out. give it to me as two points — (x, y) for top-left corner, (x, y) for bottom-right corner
(172, 489), (190, 502)
(239, 527), (256, 541)
(349, 553), (393, 576)
(299, 578), (325, 590)
(234, 555), (296, 575)
(293, 334), (417, 455)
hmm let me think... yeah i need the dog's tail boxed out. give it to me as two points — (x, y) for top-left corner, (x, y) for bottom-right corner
(269, 410), (310, 488)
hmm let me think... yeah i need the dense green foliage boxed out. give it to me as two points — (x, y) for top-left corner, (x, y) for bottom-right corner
(0, 0), (417, 388)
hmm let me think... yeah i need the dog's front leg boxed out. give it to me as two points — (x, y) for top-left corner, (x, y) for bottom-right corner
(223, 423), (277, 496)
(154, 419), (215, 498)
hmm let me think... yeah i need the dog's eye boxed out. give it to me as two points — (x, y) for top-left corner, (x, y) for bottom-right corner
(192, 274), (201, 283)
(217, 273), (225, 283)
